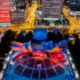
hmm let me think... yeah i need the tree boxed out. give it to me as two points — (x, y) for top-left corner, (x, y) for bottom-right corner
(42, 20), (50, 26)
(16, 33), (24, 42)
(0, 30), (16, 57)
(25, 31), (33, 42)
(54, 20), (61, 26)
(0, 61), (3, 72)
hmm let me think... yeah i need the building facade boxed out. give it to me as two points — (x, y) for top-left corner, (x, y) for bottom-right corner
(0, 0), (11, 27)
(37, 0), (42, 6)
(10, 0), (26, 24)
(69, 0), (80, 16)
(69, 0), (80, 11)
(42, 0), (63, 20)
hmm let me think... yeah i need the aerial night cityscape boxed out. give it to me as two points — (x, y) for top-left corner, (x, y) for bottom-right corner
(0, 0), (80, 80)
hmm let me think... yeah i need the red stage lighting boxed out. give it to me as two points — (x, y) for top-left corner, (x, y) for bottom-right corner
(33, 51), (45, 58)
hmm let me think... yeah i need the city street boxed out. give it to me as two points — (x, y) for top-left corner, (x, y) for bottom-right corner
(63, 6), (80, 34)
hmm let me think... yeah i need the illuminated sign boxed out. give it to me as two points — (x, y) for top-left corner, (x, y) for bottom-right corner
(0, 0), (10, 22)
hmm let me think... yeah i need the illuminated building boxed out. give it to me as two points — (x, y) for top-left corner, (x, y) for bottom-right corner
(10, 0), (16, 11)
(10, 11), (25, 24)
(15, 0), (26, 10)
(42, 0), (63, 20)
(69, 0), (80, 11)
(10, 0), (25, 24)
(64, 0), (69, 6)
(10, 0), (26, 11)
(69, 0), (80, 16)
(0, 0), (11, 27)
(0, 0), (26, 25)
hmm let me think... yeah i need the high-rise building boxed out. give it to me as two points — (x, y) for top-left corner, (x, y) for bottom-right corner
(0, 0), (11, 27)
(10, 11), (25, 24)
(10, 0), (16, 11)
(69, 0), (80, 16)
(42, 0), (63, 20)
(10, 0), (25, 24)
(69, 0), (80, 11)
(15, 0), (26, 10)
(64, 0), (69, 6)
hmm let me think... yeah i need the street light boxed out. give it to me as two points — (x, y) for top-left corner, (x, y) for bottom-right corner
(5, 56), (10, 62)
(5, 53), (8, 57)
(3, 64), (7, 70)
(75, 71), (79, 79)
(0, 73), (3, 80)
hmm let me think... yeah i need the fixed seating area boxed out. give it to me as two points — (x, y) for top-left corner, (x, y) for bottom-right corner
(12, 29), (68, 52)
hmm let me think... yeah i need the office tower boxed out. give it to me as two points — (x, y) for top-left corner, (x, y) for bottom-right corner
(42, 0), (63, 20)
(64, 0), (69, 6)
(69, 0), (80, 11)
(10, 0), (25, 24)
(15, 0), (26, 10)
(10, 11), (25, 24)
(69, 0), (80, 16)
(0, 0), (11, 27)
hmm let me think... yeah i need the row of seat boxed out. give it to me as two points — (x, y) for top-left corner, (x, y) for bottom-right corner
(12, 39), (68, 52)
(12, 41), (32, 52)
(41, 39), (68, 51)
